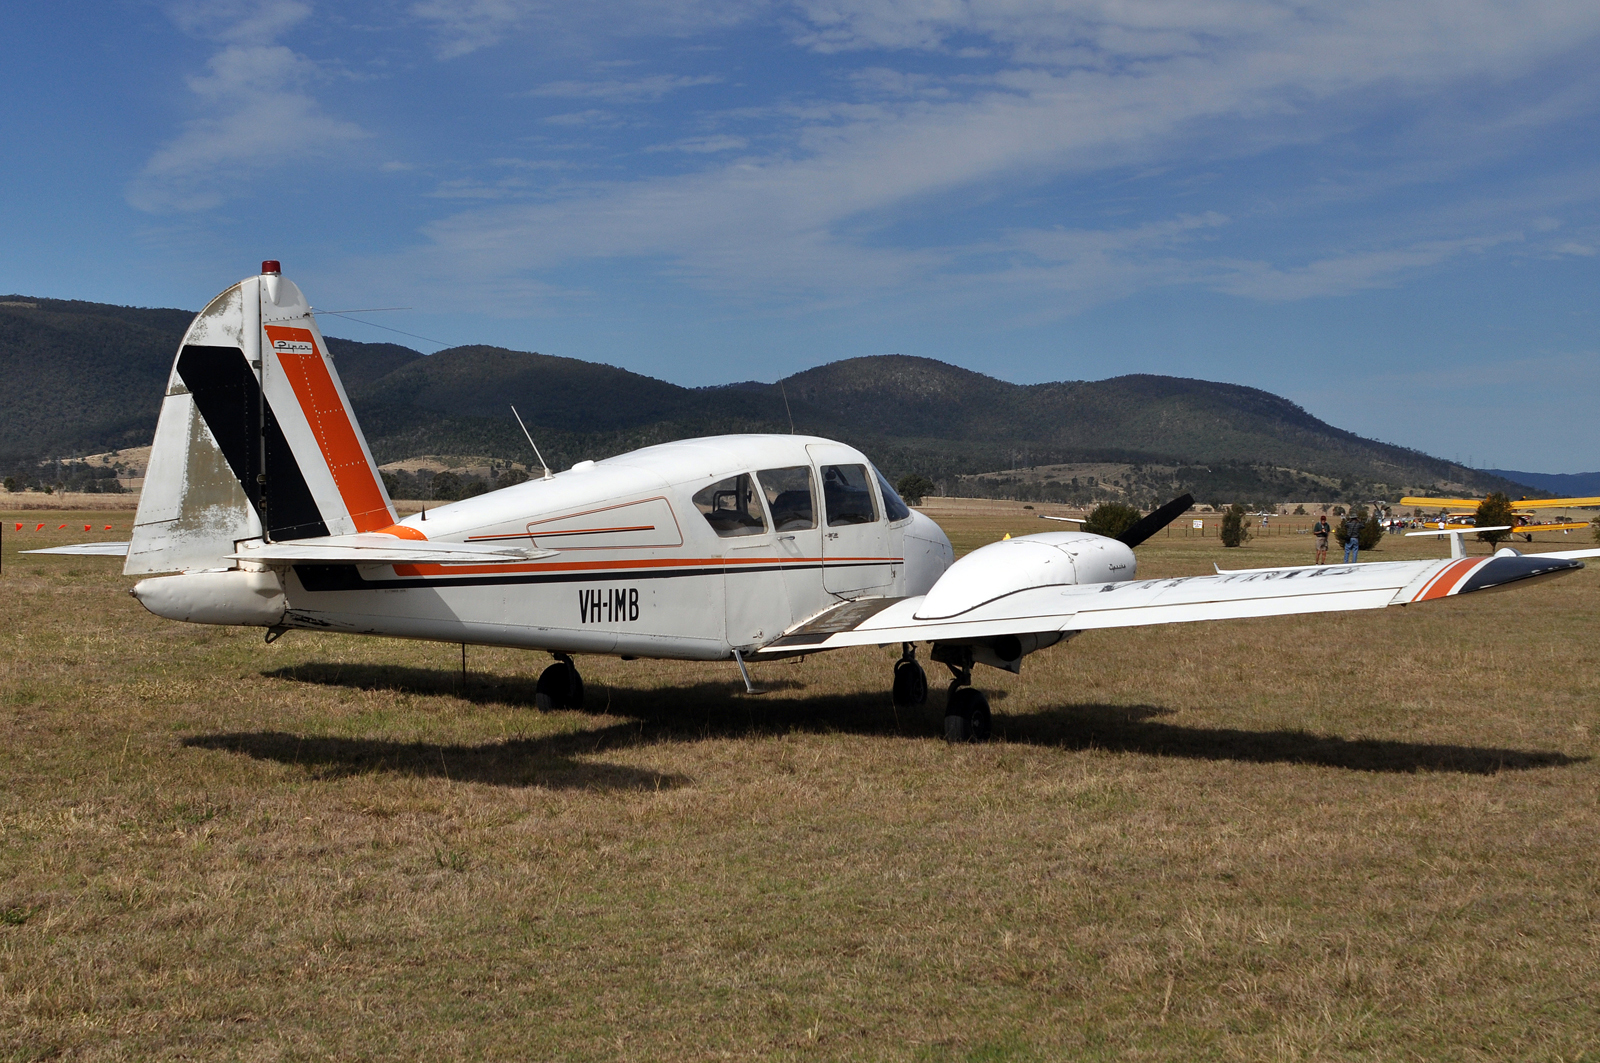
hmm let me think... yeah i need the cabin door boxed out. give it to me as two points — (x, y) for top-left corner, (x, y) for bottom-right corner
(805, 444), (895, 597)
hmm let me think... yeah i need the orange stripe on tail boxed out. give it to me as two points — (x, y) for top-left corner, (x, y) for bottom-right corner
(265, 326), (392, 533)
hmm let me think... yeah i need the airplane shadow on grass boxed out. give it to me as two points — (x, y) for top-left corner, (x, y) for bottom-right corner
(179, 663), (1584, 787)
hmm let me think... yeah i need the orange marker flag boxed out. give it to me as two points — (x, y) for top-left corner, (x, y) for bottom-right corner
(84, 524), (91, 532)
(58, 524), (67, 530)
(35, 523), (44, 531)
(12, 523), (19, 531)
(104, 525), (112, 531)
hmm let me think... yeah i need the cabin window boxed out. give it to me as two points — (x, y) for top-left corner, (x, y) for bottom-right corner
(692, 473), (768, 537)
(756, 466), (816, 531)
(821, 464), (877, 526)
(873, 466), (911, 522)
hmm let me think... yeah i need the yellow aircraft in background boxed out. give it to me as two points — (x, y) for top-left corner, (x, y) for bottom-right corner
(1399, 494), (1599, 540)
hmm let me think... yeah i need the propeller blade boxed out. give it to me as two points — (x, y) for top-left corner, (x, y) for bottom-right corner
(1117, 493), (1195, 548)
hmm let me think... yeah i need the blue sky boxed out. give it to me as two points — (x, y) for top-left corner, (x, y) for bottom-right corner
(3, 1), (1598, 472)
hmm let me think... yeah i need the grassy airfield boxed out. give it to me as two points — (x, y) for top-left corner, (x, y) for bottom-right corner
(3, 502), (1598, 1061)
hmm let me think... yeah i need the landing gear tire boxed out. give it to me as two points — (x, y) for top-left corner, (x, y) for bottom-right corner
(892, 658), (928, 708)
(535, 656), (584, 711)
(944, 685), (991, 744)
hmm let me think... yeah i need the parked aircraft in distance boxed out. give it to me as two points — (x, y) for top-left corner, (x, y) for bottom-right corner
(31, 265), (1600, 741)
(1401, 494), (1598, 542)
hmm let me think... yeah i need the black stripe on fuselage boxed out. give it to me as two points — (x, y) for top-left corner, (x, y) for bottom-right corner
(177, 344), (329, 541)
(291, 559), (896, 592)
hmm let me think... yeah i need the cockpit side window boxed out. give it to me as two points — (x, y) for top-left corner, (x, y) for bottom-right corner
(873, 466), (911, 523)
(755, 466), (816, 531)
(692, 473), (768, 537)
(821, 463), (877, 526)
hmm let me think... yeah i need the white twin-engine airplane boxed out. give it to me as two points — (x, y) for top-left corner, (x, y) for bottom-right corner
(37, 264), (1600, 742)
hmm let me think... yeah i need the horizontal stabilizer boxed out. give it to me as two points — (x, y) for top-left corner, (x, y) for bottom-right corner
(228, 534), (556, 566)
(23, 541), (131, 557)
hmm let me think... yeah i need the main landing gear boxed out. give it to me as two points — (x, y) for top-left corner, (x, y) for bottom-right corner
(930, 644), (990, 744)
(536, 653), (584, 711)
(944, 675), (991, 744)
(893, 643), (991, 743)
(892, 643), (928, 708)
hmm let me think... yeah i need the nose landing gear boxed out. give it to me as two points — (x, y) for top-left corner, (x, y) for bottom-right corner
(535, 653), (584, 710)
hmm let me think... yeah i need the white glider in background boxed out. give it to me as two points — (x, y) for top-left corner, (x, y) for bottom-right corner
(30, 264), (1598, 741)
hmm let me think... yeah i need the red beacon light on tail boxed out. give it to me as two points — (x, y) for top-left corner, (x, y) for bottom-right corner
(261, 260), (281, 275)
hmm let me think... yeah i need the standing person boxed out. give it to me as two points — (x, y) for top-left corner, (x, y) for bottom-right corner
(1342, 510), (1362, 563)
(1313, 512), (1331, 565)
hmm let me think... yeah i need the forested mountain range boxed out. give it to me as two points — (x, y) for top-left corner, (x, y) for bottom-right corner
(0, 293), (1539, 508)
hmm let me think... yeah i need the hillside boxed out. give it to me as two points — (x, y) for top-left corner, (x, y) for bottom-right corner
(1484, 469), (1600, 496)
(0, 295), (1537, 507)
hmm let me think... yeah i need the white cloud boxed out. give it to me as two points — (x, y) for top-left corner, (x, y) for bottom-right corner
(128, 4), (367, 213)
(532, 74), (722, 102)
(410, 0), (529, 59)
(542, 109), (622, 127)
(166, 0), (312, 44)
(1212, 235), (1518, 301)
(645, 135), (750, 153)
(402, 1), (1600, 310)
(411, 0), (767, 59)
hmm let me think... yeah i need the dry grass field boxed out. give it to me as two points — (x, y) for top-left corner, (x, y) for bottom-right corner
(3, 502), (1598, 1061)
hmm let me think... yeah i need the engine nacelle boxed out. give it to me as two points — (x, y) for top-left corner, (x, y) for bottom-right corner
(915, 531), (1136, 620)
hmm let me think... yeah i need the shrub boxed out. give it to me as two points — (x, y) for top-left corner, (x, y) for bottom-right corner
(1359, 509), (1383, 551)
(1084, 501), (1142, 538)
(429, 471), (463, 501)
(1293, 504), (1306, 515)
(896, 474), (936, 505)
(1219, 503), (1252, 547)
(1333, 506), (1364, 547)
(1474, 492), (1516, 546)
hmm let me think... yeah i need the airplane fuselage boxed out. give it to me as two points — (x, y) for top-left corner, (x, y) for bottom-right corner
(141, 434), (955, 661)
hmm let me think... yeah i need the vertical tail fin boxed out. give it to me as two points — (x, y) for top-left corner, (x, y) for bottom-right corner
(126, 262), (396, 575)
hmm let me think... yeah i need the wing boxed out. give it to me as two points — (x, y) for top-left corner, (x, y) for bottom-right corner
(1512, 522), (1595, 533)
(22, 541), (131, 557)
(1401, 493), (1600, 511)
(1507, 497), (1600, 510)
(1400, 495), (1483, 509)
(759, 552), (1583, 653)
(227, 533), (556, 565)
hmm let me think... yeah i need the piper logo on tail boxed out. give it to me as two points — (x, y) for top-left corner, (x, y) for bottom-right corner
(271, 338), (315, 354)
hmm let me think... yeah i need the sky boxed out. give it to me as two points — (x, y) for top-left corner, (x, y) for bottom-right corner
(2, 1), (1598, 472)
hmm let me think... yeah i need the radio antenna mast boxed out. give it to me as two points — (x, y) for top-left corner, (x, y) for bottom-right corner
(779, 380), (796, 435)
(510, 406), (553, 480)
